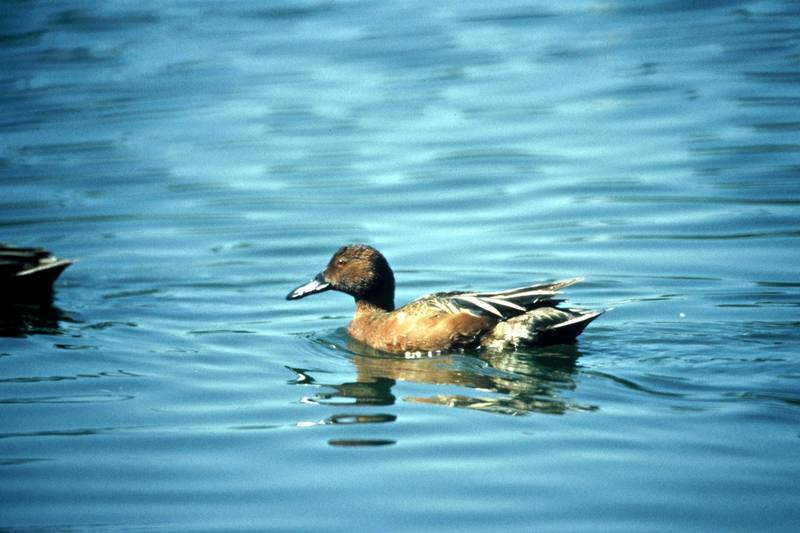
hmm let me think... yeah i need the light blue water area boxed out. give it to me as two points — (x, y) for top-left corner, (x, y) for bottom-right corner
(1, 1), (799, 531)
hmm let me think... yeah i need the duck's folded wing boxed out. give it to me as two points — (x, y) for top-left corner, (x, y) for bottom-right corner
(410, 278), (583, 320)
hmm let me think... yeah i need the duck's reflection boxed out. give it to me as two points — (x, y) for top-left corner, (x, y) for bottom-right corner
(0, 296), (71, 338)
(290, 368), (397, 407)
(290, 337), (597, 431)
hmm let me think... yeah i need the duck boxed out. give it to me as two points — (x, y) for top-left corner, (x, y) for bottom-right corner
(0, 243), (72, 299)
(286, 244), (603, 354)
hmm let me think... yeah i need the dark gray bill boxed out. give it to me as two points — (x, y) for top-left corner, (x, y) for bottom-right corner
(286, 272), (331, 300)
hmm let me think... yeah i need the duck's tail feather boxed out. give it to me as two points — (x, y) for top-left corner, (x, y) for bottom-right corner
(13, 259), (73, 287)
(1, 244), (72, 298)
(536, 309), (604, 345)
(482, 307), (605, 349)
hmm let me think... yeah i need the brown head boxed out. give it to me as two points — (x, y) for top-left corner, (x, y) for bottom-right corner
(286, 244), (395, 311)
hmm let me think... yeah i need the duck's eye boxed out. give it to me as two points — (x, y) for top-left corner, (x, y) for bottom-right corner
(336, 257), (348, 266)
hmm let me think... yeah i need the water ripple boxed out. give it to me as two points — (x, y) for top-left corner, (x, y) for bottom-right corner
(2, 1), (800, 530)
(0, 370), (139, 384)
(0, 393), (134, 404)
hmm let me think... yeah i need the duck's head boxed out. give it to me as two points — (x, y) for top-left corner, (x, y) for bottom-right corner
(286, 244), (395, 311)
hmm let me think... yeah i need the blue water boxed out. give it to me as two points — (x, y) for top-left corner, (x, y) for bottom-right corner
(2, 1), (799, 531)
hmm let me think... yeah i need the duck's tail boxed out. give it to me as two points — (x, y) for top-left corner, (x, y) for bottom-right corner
(1, 244), (73, 298)
(536, 308), (604, 345)
(482, 306), (605, 350)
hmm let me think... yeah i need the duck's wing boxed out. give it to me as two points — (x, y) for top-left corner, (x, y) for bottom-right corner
(408, 278), (584, 320)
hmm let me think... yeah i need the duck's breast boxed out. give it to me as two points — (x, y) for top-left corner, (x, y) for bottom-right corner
(350, 306), (494, 353)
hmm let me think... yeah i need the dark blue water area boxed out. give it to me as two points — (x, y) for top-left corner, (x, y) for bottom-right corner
(1, 1), (799, 531)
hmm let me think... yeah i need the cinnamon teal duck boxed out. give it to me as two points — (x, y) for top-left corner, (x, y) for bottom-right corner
(286, 244), (603, 354)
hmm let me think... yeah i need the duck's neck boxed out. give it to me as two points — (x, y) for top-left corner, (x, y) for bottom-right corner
(355, 295), (394, 314)
(355, 268), (395, 313)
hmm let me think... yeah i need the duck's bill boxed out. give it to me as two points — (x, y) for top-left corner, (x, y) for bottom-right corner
(286, 273), (331, 300)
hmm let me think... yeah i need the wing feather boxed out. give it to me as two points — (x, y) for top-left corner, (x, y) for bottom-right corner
(403, 279), (585, 320)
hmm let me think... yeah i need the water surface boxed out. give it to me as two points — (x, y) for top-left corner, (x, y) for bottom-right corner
(1, 1), (799, 531)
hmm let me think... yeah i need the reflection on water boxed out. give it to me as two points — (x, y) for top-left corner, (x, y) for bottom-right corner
(0, 298), (71, 338)
(291, 367), (396, 407)
(291, 339), (595, 421)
